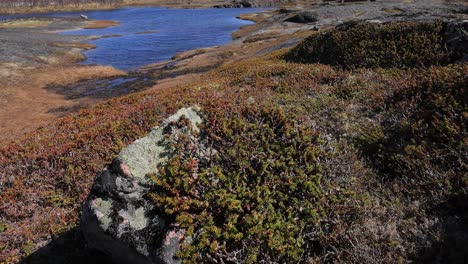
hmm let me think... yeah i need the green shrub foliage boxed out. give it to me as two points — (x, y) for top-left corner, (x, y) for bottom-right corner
(149, 106), (326, 263)
(285, 21), (448, 68)
(354, 65), (467, 195)
(1, 26), (465, 262)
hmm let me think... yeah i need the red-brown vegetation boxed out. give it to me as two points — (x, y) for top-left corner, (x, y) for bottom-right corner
(0, 21), (466, 263)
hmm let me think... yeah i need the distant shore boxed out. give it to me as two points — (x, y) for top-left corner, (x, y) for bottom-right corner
(0, 0), (266, 15)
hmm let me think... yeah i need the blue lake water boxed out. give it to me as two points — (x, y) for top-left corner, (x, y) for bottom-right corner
(2, 7), (260, 70)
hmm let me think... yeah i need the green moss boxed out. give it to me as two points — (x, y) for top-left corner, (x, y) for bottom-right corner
(285, 21), (448, 68)
(0, 222), (7, 233)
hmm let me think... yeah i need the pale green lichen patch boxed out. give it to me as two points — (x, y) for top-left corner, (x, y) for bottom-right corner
(92, 198), (112, 231)
(118, 205), (149, 231)
(130, 207), (148, 230)
(118, 107), (202, 184)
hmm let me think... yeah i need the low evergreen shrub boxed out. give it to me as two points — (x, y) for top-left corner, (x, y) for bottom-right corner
(285, 21), (448, 68)
(149, 106), (330, 263)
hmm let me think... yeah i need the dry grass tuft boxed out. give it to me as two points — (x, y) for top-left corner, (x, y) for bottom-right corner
(33, 65), (125, 87)
(0, 65), (125, 141)
(0, 3), (118, 15)
(0, 19), (51, 28)
(82, 20), (120, 29)
(237, 12), (271, 23)
(51, 42), (96, 50)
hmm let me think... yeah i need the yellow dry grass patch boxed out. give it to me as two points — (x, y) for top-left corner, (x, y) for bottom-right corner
(237, 12), (271, 23)
(382, 7), (405, 14)
(51, 42), (96, 50)
(37, 65), (125, 86)
(82, 20), (120, 29)
(0, 19), (51, 28)
(135, 30), (159, 35)
(0, 65), (125, 140)
(0, 3), (117, 15)
(122, 0), (225, 8)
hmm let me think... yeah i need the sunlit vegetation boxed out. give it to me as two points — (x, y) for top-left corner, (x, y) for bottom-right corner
(0, 0), (233, 13)
(285, 20), (452, 68)
(0, 21), (466, 263)
(82, 20), (120, 29)
(0, 0), (122, 9)
(150, 106), (334, 263)
(0, 19), (51, 28)
(0, 0), (122, 13)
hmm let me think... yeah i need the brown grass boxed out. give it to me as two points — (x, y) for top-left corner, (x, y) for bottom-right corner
(101, 34), (123, 38)
(82, 20), (120, 29)
(0, 65), (125, 141)
(0, 1), (216, 14)
(51, 42), (96, 50)
(237, 12), (272, 23)
(135, 30), (159, 35)
(0, 3), (118, 15)
(0, 19), (51, 28)
(122, 0), (226, 8)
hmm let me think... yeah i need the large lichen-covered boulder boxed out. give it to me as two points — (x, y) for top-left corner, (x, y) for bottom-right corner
(81, 108), (202, 264)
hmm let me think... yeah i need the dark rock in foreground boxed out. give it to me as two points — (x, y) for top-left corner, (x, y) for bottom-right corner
(81, 108), (203, 264)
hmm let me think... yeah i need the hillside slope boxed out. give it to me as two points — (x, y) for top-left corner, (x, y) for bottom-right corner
(1, 20), (466, 262)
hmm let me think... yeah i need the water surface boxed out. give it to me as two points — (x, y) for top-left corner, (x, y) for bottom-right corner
(53, 7), (259, 70)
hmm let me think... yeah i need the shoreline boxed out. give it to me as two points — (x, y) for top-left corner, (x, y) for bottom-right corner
(2, 0), (465, 142)
(0, 8), (285, 142)
(0, 17), (125, 141)
(0, 0), (271, 15)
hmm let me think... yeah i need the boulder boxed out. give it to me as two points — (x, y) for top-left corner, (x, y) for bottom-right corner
(285, 11), (318, 23)
(81, 107), (203, 264)
(445, 20), (468, 63)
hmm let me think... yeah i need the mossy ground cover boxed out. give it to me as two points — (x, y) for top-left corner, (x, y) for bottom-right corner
(0, 23), (466, 263)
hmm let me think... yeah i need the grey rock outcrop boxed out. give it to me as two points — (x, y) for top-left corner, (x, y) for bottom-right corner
(81, 107), (203, 264)
(285, 11), (318, 23)
(214, 0), (254, 8)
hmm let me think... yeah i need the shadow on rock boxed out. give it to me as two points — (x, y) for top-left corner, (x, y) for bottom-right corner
(19, 228), (115, 264)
